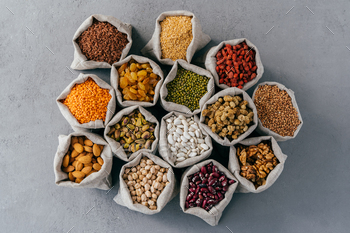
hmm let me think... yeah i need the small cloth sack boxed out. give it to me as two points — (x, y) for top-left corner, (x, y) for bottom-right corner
(180, 159), (238, 226)
(104, 106), (159, 162)
(53, 131), (113, 190)
(252, 81), (303, 141)
(158, 111), (213, 168)
(228, 136), (287, 193)
(141, 10), (211, 66)
(205, 38), (264, 91)
(160, 60), (215, 115)
(113, 152), (177, 214)
(70, 14), (132, 70)
(199, 87), (258, 146)
(110, 55), (164, 108)
(56, 73), (116, 129)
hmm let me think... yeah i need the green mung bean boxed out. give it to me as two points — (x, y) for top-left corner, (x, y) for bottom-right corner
(165, 66), (209, 111)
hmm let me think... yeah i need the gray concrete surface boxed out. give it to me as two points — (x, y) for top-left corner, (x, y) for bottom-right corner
(1, 0), (350, 232)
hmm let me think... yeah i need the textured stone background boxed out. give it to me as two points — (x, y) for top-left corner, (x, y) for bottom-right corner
(1, 0), (350, 232)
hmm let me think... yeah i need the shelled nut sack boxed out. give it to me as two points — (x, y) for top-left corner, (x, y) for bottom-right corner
(70, 14), (132, 70)
(110, 55), (164, 108)
(199, 87), (258, 147)
(158, 111), (213, 168)
(104, 105), (159, 162)
(141, 10), (211, 66)
(228, 136), (287, 193)
(160, 60), (215, 115)
(54, 131), (113, 190)
(113, 152), (177, 214)
(205, 38), (264, 91)
(180, 159), (238, 226)
(252, 81), (303, 141)
(57, 73), (116, 129)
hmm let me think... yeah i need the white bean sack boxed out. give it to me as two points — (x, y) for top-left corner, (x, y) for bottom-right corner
(205, 38), (264, 91)
(104, 105), (159, 162)
(113, 152), (177, 215)
(252, 81), (303, 141)
(141, 10), (211, 66)
(199, 87), (258, 146)
(56, 73), (116, 129)
(180, 159), (238, 226)
(160, 60), (215, 115)
(158, 111), (213, 168)
(228, 136), (287, 193)
(70, 14), (132, 70)
(53, 131), (113, 190)
(110, 55), (164, 108)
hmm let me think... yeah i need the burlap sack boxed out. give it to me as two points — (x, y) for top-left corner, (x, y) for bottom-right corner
(158, 111), (213, 168)
(110, 55), (164, 108)
(180, 159), (238, 226)
(252, 81), (303, 141)
(160, 60), (215, 115)
(70, 14), (132, 70)
(56, 73), (116, 129)
(199, 87), (258, 146)
(104, 105), (159, 162)
(113, 152), (177, 214)
(228, 136), (287, 193)
(205, 38), (264, 91)
(141, 10), (211, 66)
(53, 131), (113, 190)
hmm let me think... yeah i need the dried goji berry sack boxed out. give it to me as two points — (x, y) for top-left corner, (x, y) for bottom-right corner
(199, 87), (258, 147)
(71, 14), (132, 70)
(180, 159), (238, 226)
(56, 73), (116, 129)
(53, 131), (113, 190)
(252, 81), (303, 141)
(228, 136), (287, 193)
(110, 55), (164, 108)
(104, 106), (159, 162)
(141, 10), (211, 66)
(113, 152), (178, 215)
(205, 38), (264, 91)
(158, 111), (213, 168)
(160, 60), (215, 115)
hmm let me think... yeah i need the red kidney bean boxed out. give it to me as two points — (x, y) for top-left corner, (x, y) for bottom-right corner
(208, 178), (217, 186)
(189, 182), (196, 188)
(207, 199), (216, 205)
(201, 166), (207, 174)
(195, 186), (200, 194)
(212, 172), (220, 178)
(223, 186), (228, 192)
(189, 187), (195, 193)
(222, 180), (228, 187)
(199, 172), (204, 179)
(185, 201), (189, 209)
(201, 187), (209, 193)
(196, 198), (203, 207)
(207, 166), (212, 173)
(189, 198), (195, 203)
(193, 194), (198, 200)
(228, 179), (236, 185)
(217, 192), (223, 199)
(202, 178), (208, 184)
(207, 193), (215, 199)
(212, 165), (218, 173)
(199, 194), (203, 199)
(214, 194), (219, 200)
(219, 175), (226, 182)
(202, 199), (207, 208)
(208, 186), (216, 195)
(186, 193), (193, 201)
(195, 180), (201, 185)
(192, 176), (200, 183)
(189, 202), (196, 208)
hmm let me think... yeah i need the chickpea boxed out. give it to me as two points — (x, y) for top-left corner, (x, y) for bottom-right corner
(136, 196), (141, 203)
(141, 194), (147, 202)
(144, 184), (150, 191)
(154, 165), (160, 170)
(128, 175), (133, 181)
(132, 173), (138, 180)
(140, 162), (146, 168)
(148, 200), (155, 206)
(150, 166), (155, 174)
(160, 168), (165, 173)
(145, 191), (152, 198)
(163, 174), (167, 183)
(135, 183), (141, 189)
(131, 167), (137, 173)
(146, 159), (153, 165)
(151, 175), (156, 180)
(145, 165), (151, 170)
(141, 202), (148, 207)
(146, 173), (152, 179)
(152, 193), (157, 199)
(139, 174), (144, 180)
(125, 168), (130, 174)
(156, 176), (162, 183)
(156, 190), (161, 196)
(141, 170), (147, 175)
(122, 174), (127, 179)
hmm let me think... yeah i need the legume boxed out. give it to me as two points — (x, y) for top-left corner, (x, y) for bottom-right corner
(254, 85), (301, 137)
(118, 59), (160, 102)
(216, 42), (257, 89)
(62, 78), (111, 124)
(76, 18), (129, 65)
(160, 16), (193, 61)
(166, 66), (209, 111)
(185, 162), (236, 211)
(122, 157), (170, 210)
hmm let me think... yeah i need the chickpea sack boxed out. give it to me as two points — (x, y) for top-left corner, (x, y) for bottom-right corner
(113, 152), (177, 214)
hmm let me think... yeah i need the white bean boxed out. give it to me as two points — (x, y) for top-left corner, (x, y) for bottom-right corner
(167, 134), (174, 145)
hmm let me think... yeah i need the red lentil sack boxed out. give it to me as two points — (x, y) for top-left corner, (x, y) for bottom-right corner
(56, 73), (116, 129)
(141, 10), (211, 66)
(113, 152), (178, 215)
(180, 159), (238, 226)
(205, 38), (264, 91)
(252, 81), (303, 141)
(228, 136), (287, 193)
(199, 87), (258, 147)
(70, 14), (132, 70)
(54, 131), (113, 190)
(104, 105), (159, 162)
(160, 60), (215, 115)
(111, 55), (164, 108)
(158, 111), (213, 168)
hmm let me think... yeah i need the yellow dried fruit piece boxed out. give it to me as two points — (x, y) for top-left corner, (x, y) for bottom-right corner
(150, 73), (158, 79)
(131, 72), (138, 81)
(130, 87), (138, 94)
(62, 154), (70, 168)
(137, 70), (147, 77)
(118, 63), (128, 74)
(138, 82), (146, 90)
(78, 156), (92, 164)
(141, 63), (150, 69)
(120, 76), (129, 89)
(93, 144), (101, 157)
(73, 143), (84, 153)
(84, 139), (93, 146)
